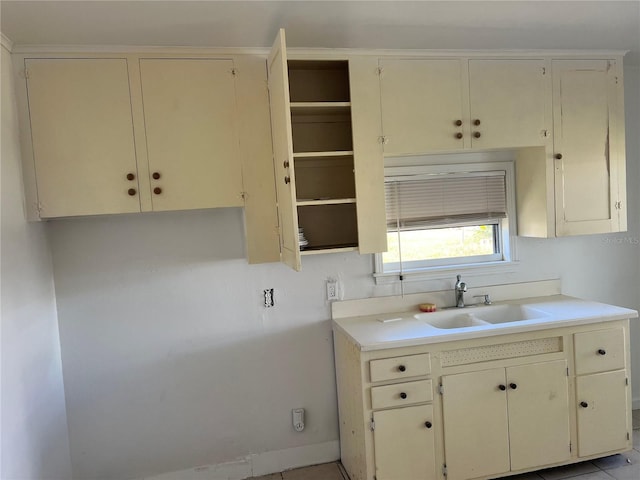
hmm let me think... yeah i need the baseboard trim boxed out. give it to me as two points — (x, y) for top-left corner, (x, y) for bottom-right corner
(136, 440), (340, 480)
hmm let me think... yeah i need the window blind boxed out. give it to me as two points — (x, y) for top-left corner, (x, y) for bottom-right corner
(385, 171), (507, 228)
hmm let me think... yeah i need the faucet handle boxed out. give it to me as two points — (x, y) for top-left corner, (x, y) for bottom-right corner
(474, 294), (492, 305)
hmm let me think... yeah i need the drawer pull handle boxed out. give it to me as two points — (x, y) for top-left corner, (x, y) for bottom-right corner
(455, 132), (463, 139)
(454, 120), (462, 126)
(153, 187), (162, 195)
(400, 392), (407, 399)
(126, 173), (135, 181)
(509, 383), (518, 390)
(284, 176), (290, 184)
(398, 365), (406, 372)
(128, 188), (137, 196)
(580, 401), (588, 408)
(473, 131), (481, 138)
(498, 384), (506, 391)
(555, 153), (563, 160)
(425, 421), (432, 429)
(597, 349), (607, 355)
(152, 172), (161, 180)
(473, 119), (481, 126)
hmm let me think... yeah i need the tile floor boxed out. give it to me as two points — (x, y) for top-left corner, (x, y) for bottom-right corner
(253, 410), (640, 480)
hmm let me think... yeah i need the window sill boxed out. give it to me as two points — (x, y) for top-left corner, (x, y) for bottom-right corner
(373, 260), (520, 285)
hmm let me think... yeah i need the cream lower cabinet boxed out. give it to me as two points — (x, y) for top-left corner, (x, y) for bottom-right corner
(574, 327), (630, 457)
(334, 320), (632, 480)
(373, 404), (436, 480)
(442, 360), (570, 480)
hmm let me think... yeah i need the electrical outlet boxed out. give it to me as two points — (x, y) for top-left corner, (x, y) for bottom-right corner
(263, 289), (274, 307)
(292, 408), (305, 432)
(326, 279), (338, 301)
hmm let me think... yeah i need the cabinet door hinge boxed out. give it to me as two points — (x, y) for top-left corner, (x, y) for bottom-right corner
(369, 419), (375, 431)
(442, 464), (448, 477)
(569, 442), (572, 452)
(542, 67), (546, 75)
(240, 191), (247, 201)
(377, 66), (383, 76)
(626, 377), (629, 386)
(230, 68), (237, 76)
(615, 201), (623, 210)
(438, 384), (444, 395)
(627, 432), (631, 441)
(567, 367), (569, 376)
(22, 68), (30, 80)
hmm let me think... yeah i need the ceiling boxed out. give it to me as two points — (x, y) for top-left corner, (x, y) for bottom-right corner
(2, 1), (639, 64)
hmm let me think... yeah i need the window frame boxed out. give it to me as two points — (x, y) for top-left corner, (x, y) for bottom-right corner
(374, 161), (518, 284)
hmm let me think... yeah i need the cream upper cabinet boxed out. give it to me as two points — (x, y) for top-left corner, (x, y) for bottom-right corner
(25, 58), (141, 217)
(468, 59), (549, 149)
(139, 58), (243, 211)
(379, 58), (465, 155)
(266, 29), (387, 271)
(21, 56), (245, 219)
(379, 58), (549, 155)
(552, 59), (625, 236)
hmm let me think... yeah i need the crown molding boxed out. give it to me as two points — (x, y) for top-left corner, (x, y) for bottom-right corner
(1, 33), (14, 52)
(10, 44), (270, 55)
(9, 43), (628, 60)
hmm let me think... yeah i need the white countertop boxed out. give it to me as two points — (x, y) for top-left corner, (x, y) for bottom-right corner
(332, 295), (638, 351)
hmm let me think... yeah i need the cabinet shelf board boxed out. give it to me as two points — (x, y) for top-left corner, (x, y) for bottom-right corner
(290, 102), (351, 115)
(300, 245), (358, 255)
(293, 150), (354, 158)
(297, 198), (356, 206)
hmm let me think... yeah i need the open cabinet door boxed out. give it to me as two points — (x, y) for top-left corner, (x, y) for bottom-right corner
(267, 29), (302, 271)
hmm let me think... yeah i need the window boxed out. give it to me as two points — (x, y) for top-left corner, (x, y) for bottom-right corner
(375, 162), (516, 282)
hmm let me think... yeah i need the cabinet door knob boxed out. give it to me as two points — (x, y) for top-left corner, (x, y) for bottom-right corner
(153, 187), (162, 195)
(473, 119), (481, 126)
(509, 383), (518, 390)
(498, 384), (506, 391)
(454, 120), (462, 126)
(400, 392), (407, 399)
(555, 153), (563, 160)
(597, 349), (606, 355)
(455, 132), (463, 139)
(127, 188), (137, 196)
(580, 401), (588, 408)
(284, 176), (290, 184)
(425, 421), (432, 429)
(473, 131), (481, 138)
(126, 173), (135, 181)
(152, 172), (161, 180)
(398, 365), (406, 372)
(283, 160), (290, 168)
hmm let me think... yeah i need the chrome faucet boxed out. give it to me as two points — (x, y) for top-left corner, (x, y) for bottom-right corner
(454, 274), (468, 308)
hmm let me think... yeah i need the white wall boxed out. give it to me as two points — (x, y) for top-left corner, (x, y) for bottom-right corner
(0, 45), (73, 480)
(46, 67), (640, 480)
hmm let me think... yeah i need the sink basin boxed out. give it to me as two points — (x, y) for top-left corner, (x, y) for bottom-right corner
(471, 304), (551, 324)
(415, 310), (490, 329)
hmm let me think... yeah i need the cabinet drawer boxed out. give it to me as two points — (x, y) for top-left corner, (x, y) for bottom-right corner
(371, 380), (433, 409)
(574, 328), (625, 375)
(370, 353), (431, 382)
